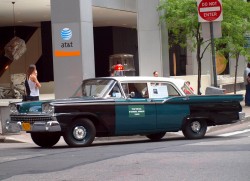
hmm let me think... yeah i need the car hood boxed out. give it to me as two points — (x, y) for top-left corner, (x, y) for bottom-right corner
(17, 97), (114, 113)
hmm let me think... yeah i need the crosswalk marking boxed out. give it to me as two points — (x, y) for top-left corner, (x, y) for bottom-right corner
(219, 129), (250, 137)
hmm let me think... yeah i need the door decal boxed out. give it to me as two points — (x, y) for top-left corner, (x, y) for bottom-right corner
(128, 105), (145, 117)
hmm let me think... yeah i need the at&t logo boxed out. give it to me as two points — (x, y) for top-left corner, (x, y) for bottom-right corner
(60, 28), (73, 48)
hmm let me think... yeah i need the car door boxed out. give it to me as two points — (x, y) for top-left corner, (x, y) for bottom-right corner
(148, 82), (190, 131)
(115, 82), (157, 135)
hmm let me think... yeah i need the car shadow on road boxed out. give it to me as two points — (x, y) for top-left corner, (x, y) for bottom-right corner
(26, 136), (198, 149)
(11, 134), (243, 150)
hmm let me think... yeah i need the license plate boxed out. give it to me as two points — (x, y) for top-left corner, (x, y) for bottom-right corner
(22, 122), (31, 131)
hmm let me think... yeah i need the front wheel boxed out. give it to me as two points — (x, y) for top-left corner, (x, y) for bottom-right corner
(182, 119), (207, 139)
(146, 132), (166, 141)
(63, 118), (96, 147)
(31, 132), (61, 148)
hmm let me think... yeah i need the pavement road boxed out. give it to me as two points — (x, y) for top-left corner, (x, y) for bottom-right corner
(1, 93), (250, 180)
(0, 119), (250, 181)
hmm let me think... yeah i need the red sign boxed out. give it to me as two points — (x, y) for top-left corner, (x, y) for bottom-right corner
(198, 0), (222, 22)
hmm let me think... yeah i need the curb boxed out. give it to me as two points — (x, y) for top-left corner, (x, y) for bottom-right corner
(207, 116), (250, 133)
(0, 136), (5, 143)
(0, 135), (26, 143)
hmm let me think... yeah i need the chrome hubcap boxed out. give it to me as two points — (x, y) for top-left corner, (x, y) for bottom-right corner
(191, 121), (201, 133)
(73, 126), (87, 140)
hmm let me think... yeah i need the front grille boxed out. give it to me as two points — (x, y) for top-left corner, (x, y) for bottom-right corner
(10, 114), (52, 122)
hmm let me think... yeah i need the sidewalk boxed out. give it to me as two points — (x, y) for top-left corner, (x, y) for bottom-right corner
(1, 92), (250, 144)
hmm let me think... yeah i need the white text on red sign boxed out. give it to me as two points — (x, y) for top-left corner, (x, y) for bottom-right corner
(201, 2), (218, 7)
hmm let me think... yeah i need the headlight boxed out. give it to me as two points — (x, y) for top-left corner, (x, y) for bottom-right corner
(42, 103), (54, 114)
(9, 103), (18, 114)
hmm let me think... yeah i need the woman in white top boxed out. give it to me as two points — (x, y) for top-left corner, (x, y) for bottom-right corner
(26, 64), (41, 101)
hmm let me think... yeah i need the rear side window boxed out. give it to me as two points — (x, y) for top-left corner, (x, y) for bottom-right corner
(148, 82), (168, 98)
(166, 84), (181, 96)
(148, 82), (180, 98)
(120, 81), (181, 99)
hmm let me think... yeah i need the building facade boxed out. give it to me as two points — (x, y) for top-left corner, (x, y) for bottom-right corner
(0, 0), (246, 98)
(50, 0), (170, 98)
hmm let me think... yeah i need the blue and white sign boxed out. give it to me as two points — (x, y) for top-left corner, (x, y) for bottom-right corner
(53, 23), (81, 56)
(61, 28), (72, 41)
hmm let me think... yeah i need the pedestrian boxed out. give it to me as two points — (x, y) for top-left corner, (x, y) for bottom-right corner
(110, 65), (115, 76)
(184, 81), (194, 94)
(153, 71), (158, 77)
(24, 64), (41, 101)
(244, 63), (250, 106)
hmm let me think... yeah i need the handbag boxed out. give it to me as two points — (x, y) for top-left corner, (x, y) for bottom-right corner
(22, 78), (31, 101)
(22, 95), (28, 101)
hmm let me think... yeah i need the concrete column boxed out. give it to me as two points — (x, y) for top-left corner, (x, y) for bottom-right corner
(137, 0), (169, 77)
(0, 106), (10, 134)
(186, 39), (194, 75)
(159, 10), (170, 77)
(50, 0), (95, 99)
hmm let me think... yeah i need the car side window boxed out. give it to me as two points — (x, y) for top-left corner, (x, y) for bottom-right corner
(128, 83), (143, 98)
(121, 83), (147, 98)
(147, 82), (180, 98)
(121, 83), (129, 96)
(148, 82), (168, 98)
(167, 84), (181, 96)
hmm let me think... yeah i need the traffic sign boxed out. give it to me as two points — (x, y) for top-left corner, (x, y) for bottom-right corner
(197, 0), (223, 22)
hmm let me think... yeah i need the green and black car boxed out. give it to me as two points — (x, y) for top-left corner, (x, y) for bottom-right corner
(7, 76), (245, 147)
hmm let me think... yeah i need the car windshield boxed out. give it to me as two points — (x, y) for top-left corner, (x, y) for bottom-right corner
(72, 79), (115, 98)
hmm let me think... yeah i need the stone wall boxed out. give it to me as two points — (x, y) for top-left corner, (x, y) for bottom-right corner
(0, 73), (26, 99)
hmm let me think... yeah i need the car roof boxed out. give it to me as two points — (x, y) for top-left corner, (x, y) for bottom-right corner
(96, 76), (186, 89)
(84, 76), (187, 96)
(109, 76), (183, 83)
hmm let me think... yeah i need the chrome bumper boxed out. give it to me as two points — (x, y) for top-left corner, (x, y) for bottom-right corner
(239, 112), (245, 121)
(6, 120), (61, 133)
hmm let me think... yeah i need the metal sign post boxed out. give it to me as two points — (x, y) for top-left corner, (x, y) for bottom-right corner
(210, 22), (218, 87)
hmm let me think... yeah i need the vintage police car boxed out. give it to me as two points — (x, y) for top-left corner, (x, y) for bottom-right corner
(7, 76), (244, 147)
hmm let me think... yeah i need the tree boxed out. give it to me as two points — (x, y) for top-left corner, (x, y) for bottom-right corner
(215, 0), (250, 94)
(158, 0), (250, 94)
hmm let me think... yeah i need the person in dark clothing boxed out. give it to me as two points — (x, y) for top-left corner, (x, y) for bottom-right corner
(245, 72), (250, 106)
(128, 83), (142, 98)
(244, 63), (250, 106)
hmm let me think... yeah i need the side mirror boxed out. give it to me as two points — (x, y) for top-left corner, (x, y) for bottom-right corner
(130, 91), (135, 98)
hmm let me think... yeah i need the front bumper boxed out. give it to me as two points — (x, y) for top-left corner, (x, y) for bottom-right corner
(6, 114), (61, 133)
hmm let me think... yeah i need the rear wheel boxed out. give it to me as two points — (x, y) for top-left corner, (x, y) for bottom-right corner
(182, 119), (207, 139)
(63, 118), (96, 147)
(31, 132), (61, 148)
(146, 132), (166, 141)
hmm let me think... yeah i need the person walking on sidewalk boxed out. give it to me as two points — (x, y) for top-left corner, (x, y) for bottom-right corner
(244, 63), (250, 106)
(25, 64), (41, 101)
